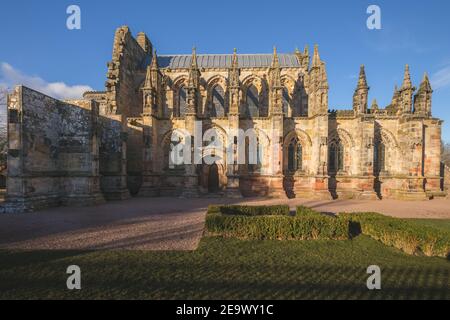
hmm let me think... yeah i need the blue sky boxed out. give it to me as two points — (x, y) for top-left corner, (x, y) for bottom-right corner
(1, 0), (450, 140)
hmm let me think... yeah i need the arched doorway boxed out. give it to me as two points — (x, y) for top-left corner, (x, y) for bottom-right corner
(208, 164), (220, 193)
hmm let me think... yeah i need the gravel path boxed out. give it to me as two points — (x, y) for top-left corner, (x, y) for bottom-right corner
(0, 197), (449, 251)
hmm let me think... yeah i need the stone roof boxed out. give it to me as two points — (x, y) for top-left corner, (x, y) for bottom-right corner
(157, 54), (301, 69)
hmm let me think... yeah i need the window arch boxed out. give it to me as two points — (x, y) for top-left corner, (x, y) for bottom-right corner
(282, 87), (290, 117)
(245, 136), (264, 173)
(300, 93), (308, 116)
(374, 142), (386, 174)
(288, 143), (295, 171)
(256, 138), (263, 170)
(337, 143), (344, 171)
(176, 86), (187, 117)
(329, 144), (336, 172)
(210, 85), (226, 117)
(287, 138), (303, 172)
(162, 135), (185, 172)
(245, 85), (259, 118)
(329, 142), (344, 173)
(292, 80), (309, 117)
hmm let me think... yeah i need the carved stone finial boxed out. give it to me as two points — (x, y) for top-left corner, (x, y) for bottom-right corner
(401, 64), (413, 89)
(312, 44), (321, 67)
(271, 46), (280, 69)
(418, 72), (432, 93)
(371, 99), (379, 111)
(357, 65), (369, 90)
(150, 49), (159, 70)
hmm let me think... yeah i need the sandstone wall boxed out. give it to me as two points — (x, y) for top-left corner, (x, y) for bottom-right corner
(126, 118), (145, 195)
(98, 113), (130, 200)
(3, 86), (104, 213)
(105, 26), (149, 117)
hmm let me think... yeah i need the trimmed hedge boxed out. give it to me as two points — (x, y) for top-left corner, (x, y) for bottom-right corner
(206, 205), (450, 258)
(206, 205), (349, 240)
(340, 212), (450, 258)
(207, 205), (290, 216)
(296, 205), (325, 217)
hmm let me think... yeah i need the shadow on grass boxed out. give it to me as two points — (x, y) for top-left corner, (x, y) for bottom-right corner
(0, 250), (90, 269)
(1, 234), (449, 300)
(1, 258), (448, 300)
(348, 221), (362, 239)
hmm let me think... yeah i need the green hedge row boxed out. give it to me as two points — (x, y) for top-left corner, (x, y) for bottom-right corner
(206, 205), (450, 257)
(206, 206), (349, 240)
(340, 212), (450, 258)
(296, 205), (325, 217)
(207, 205), (290, 216)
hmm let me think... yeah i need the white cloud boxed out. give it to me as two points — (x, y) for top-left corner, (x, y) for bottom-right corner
(431, 65), (450, 90)
(0, 62), (93, 100)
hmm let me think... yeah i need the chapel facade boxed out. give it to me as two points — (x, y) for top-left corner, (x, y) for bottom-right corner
(2, 26), (445, 212)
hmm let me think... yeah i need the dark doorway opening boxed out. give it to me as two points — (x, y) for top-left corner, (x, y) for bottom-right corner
(208, 163), (220, 193)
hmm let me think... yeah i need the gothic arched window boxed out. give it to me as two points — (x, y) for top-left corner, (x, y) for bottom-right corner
(282, 87), (290, 117)
(329, 142), (344, 173)
(256, 139), (263, 171)
(329, 144), (336, 173)
(337, 143), (344, 171)
(288, 138), (303, 172)
(293, 82), (308, 117)
(162, 136), (185, 172)
(374, 142), (386, 174)
(210, 85), (226, 117)
(246, 85), (259, 118)
(288, 143), (295, 171)
(246, 136), (263, 173)
(177, 86), (187, 117)
(297, 144), (303, 171)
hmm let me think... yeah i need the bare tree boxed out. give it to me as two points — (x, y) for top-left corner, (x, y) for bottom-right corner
(0, 87), (8, 169)
(442, 141), (450, 167)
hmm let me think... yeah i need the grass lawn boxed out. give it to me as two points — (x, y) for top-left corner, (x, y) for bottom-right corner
(0, 235), (448, 300)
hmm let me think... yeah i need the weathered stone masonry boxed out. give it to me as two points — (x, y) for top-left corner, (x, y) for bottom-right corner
(1, 26), (446, 213)
(3, 86), (104, 213)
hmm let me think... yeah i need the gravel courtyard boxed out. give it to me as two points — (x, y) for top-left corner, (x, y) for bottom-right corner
(0, 197), (449, 251)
